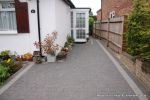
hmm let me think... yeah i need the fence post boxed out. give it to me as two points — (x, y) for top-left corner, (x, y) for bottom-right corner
(122, 15), (128, 51)
(107, 18), (110, 47)
(93, 22), (96, 38)
(99, 21), (102, 40)
(93, 22), (95, 37)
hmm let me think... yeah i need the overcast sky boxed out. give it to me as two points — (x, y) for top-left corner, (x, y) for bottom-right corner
(71, 0), (101, 15)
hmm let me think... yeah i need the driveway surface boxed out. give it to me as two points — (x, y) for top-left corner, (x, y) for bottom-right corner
(0, 39), (146, 100)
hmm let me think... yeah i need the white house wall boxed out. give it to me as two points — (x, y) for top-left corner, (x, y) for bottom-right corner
(0, 0), (72, 55)
(55, 0), (71, 47)
(0, 0), (39, 55)
(39, 0), (56, 40)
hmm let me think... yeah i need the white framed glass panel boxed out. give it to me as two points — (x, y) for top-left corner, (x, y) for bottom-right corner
(0, 1), (17, 31)
(76, 13), (85, 28)
(76, 29), (86, 39)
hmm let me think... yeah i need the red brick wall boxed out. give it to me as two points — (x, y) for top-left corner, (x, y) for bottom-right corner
(101, 0), (133, 20)
(97, 0), (150, 20)
(97, 9), (102, 20)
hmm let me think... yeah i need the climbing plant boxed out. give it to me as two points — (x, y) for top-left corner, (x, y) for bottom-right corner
(126, 0), (150, 61)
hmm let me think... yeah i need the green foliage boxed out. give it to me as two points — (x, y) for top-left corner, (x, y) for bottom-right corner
(0, 50), (23, 84)
(9, 62), (23, 74)
(0, 64), (10, 84)
(57, 51), (66, 58)
(67, 35), (74, 44)
(65, 35), (74, 49)
(89, 17), (94, 34)
(0, 50), (10, 56)
(1, 58), (15, 67)
(126, 0), (150, 61)
(64, 42), (70, 48)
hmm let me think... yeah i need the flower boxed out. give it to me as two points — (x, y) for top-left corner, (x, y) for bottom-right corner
(7, 59), (11, 63)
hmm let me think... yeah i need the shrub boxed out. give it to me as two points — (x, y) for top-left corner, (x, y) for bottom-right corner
(64, 35), (74, 50)
(89, 17), (94, 35)
(126, 0), (150, 61)
(0, 64), (10, 83)
(9, 62), (23, 74)
(67, 35), (74, 44)
(57, 51), (66, 57)
(0, 50), (10, 56)
(1, 58), (15, 67)
(56, 51), (67, 60)
(0, 50), (11, 61)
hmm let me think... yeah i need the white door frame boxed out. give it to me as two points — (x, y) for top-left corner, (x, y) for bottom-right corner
(71, 9), (90, 42)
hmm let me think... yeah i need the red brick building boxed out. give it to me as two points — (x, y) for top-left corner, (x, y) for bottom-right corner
(96, 9), (102, 20)
(97, 0), (150, 20)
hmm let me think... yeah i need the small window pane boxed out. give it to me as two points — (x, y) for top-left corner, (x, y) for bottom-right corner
(76, 13), (86, 28)
(76, 29), (85, 39)
(0, 1), (16, 31)
(2, 3), (15, 9)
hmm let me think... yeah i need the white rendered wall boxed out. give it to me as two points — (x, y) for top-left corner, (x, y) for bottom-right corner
(0, 0), (71, 55)
(55, 0), (71, 48)
(0, 0), (39, 55)
(39, 0), (56, 40)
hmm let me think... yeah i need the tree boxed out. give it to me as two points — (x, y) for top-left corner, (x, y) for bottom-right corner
(89, 17), (94, 35)
(126, 0), (150, 60)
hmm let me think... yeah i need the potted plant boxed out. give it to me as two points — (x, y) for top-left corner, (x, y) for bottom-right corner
(34, 32), (59, 62)
(0, 50), (11, 60)
(23, 53), (33, 61)
(56, 48), (68, 60)
(61, 47), (69, 53)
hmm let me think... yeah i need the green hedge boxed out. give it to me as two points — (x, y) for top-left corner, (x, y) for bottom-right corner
(126, 0), (150, 61)
(89, 17), (94, 35)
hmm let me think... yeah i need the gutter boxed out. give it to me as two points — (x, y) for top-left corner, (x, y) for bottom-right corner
(63, 0), (75, 8)
(37, 0), (42, 56)
(71, 8), (91, 12)
(101, 0), (102, 20)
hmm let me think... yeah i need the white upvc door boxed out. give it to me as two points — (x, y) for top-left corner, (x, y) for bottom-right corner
(74, 12), (87, 42)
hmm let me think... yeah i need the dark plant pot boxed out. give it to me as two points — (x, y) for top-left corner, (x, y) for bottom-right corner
(56, 53), (67, 60)
(33, 56), (42, 64)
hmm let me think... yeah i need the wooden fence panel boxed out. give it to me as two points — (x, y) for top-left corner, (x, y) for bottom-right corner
(94, 16), (126, 53)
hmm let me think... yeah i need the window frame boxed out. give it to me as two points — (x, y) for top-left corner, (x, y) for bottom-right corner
(0, 0), (17, 34)
(76, 13), (86, 28)
(109, 11), (115, 19)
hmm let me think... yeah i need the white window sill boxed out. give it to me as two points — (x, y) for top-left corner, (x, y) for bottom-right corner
(0, 31), (18, 35)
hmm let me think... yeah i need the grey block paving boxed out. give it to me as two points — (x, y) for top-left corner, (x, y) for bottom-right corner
(0, 39), (140, 100)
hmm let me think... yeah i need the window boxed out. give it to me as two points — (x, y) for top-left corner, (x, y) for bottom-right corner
(76, 29), (86, 39)
(0, 1), (17, 31)
(109, 11), (115, 18)
(76, 13), (85, 28)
